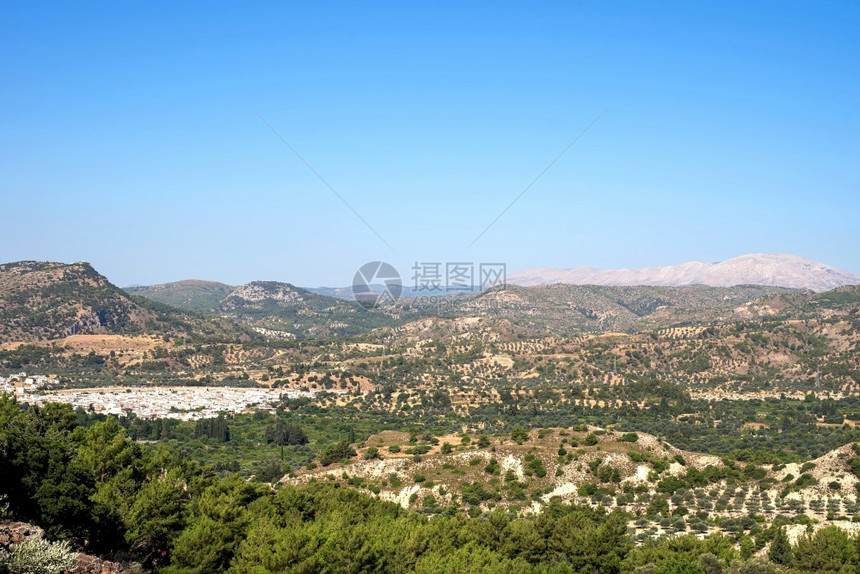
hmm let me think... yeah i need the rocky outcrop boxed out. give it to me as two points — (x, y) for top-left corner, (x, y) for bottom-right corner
(69, 553), (135, 574)
(0, 521), (44, 548)
(221, 281), (306, 309)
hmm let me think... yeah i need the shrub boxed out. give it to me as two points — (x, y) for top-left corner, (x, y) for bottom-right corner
(794, 473), (818, 489)
(511, 426), (529, 444)
(363, 446), (380, 460)
(319, 441), (357, 466)
(0, 538), (78, 574)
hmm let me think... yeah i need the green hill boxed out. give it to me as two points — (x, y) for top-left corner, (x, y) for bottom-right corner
(125, 279), (235, 313)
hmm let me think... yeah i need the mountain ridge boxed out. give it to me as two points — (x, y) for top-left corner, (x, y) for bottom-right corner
(508, 253), (860, 292)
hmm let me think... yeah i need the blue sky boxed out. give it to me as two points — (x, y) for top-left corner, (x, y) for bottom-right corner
(1, 1), (858, 287)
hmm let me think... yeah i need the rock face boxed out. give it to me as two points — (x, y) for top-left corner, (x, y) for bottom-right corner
(0, 520), (134, 574)
(509, 254), (860, 292)
(220, 281), (306, 308)
(69, 553), (133, 574)
(0, 521), (44, 548)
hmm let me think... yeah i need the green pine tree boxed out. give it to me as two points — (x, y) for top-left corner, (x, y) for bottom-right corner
(768, 526), (792, 566)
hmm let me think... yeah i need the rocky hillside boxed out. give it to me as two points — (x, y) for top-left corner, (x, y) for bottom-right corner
(510, 253), (860, 292)
(454, 283), (797, 335)
(216, 281), (402, 338)
(0, 261), (247, 343)
(287, 427), (860, 536)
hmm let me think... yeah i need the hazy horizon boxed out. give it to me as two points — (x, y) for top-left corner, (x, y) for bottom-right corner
(93, 252), (860, 289)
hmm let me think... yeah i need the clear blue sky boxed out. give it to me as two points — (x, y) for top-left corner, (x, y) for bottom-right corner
(2, 1), (858, 287)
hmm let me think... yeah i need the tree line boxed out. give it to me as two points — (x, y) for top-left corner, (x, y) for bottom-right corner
(5, 394), (860, 573)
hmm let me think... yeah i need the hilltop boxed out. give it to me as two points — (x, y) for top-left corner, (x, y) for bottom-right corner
(125, 279), (235, 313)
(0, 261), (247, 343)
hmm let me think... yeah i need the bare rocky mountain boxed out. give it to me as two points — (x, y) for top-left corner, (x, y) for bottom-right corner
(508, 253), (860, 292)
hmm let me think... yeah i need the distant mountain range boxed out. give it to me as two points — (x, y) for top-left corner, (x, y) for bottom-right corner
(2, 254), (858, 343)
(508, 254), (860, 292)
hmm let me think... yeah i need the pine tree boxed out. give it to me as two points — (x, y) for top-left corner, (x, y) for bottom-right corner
(768, 526), (793, 566)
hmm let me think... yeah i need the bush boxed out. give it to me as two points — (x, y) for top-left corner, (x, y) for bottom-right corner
(0, 538), (78, 574)
(460, 481), (498, 506)
(524, 455), (546, 478)
(484, 458), (500, 475)
(511, 426), (529, 444)
(319, 441), (357, 466)
(363, 446), (380, 460)
(578, 483), (598, 496)
(794, 473), (818, 489)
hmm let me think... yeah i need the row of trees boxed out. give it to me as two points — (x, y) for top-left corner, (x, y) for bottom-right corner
(193, 415), (230, 442)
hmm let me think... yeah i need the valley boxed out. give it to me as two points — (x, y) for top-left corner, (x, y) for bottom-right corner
(1, 258), (859, 573)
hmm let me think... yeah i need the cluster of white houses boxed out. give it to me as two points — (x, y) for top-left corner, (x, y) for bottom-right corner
(1, 373), (333, 420)
(0, 372), (57, 396)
